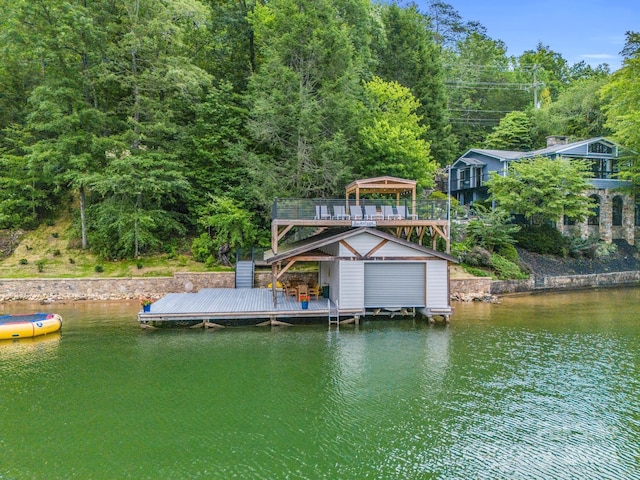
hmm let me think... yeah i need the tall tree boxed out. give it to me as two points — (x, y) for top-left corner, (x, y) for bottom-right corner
(357, 77), (435, 188)
(601, 31), (640, 151)
(0, 0), (110, 242)
(518, 43), (570, 102)
(600, 31), (640, 191)
(374, 3), (454, 166)
(424, 1), (486, 48)
(245, 0), (371, 202)
(443, 32), (529, 148)
(486, 156), (594, 224)
(545, 76), (610, 140)
(484, 111), (533, 151)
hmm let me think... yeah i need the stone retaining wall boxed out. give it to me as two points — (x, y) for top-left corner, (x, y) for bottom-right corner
(1, 270), (637, 303)
(450, 277), (493, 301)
(0, 272), (323, 302)
(492, 271), (640, 295)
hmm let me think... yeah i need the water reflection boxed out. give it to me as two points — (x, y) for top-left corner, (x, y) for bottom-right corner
(0, 333), (61, 363)
(0, 291), (639, 479)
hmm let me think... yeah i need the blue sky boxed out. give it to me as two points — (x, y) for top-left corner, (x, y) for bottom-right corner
(412, 0), (638, 71)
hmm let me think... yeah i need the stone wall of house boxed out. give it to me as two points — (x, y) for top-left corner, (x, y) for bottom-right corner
(558, 188), (635, 245)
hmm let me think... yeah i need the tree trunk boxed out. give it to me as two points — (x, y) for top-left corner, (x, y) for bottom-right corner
(80, 186), (87, 249)
(218, 243), (232, 267)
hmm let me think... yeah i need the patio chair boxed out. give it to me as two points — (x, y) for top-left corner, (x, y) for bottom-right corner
(308, 284), (321, 300)
(396, 205), (418, 220)
(332, 205), (350, 220)
(315, 205), (331, 220)
(383, 205), (402, 220)
(364, 205), (383, 220)
(349, 204), (363, 220)
(285, 284), (298, 297)
(297, 284), (309, 301)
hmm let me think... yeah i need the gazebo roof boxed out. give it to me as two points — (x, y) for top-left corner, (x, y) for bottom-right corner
(345, 176), (416, 197)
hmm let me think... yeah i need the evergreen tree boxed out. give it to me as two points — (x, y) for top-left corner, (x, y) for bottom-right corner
(484, 111), (533, 151)
(374, 3), (454, 166)
(245, 0), (371, 202)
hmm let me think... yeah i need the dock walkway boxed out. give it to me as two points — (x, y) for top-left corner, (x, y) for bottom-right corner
(137, 288), (362, 326)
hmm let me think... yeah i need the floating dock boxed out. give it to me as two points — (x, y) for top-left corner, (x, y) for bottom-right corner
(137, 288), (364, 327)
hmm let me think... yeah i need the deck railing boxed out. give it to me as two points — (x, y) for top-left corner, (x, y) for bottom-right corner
(272, 198), (449, 221)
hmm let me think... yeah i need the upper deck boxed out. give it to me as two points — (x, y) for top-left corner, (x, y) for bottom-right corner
(270, 197), (450, 253)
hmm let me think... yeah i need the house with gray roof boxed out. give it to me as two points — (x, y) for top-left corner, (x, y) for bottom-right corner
(449, 136), (637, 245)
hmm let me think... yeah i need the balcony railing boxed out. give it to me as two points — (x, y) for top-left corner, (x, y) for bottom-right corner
(272, 198), (449, 221)
(449, 174), (489, 192)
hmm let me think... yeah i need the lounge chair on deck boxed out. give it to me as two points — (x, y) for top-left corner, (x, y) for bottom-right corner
(396, 205), (418, 220)
(364, 205), (383, 220)
(315, 205), (331, 220)
(349, 205), (363, 220)
(332, 205), (350, 220)
(383, 205), (402, 220)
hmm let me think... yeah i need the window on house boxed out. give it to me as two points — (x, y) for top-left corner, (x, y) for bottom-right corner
(612, 196), (623, 226)
(588, 195), (600, 225)
(474, 167), (483, 187)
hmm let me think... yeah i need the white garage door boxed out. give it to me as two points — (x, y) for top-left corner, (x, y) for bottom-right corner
(364, 263), (425, 308)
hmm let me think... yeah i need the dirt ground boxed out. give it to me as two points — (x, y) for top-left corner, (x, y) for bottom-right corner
(516, 240), (640, 277)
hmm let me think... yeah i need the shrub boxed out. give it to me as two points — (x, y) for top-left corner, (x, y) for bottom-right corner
(191, 233), (216, 263)
(491, 254), (528, 280)
(463, 246), (492, 267)
(52, 249), (61, 256)
(204, 254), (216, 268)
(463, 266), (491, 277)
(595, 241), (617, 259)
(69, 258), (75, 264)
(35, 259), (46, 272)
(568, 235), (617, 259)
(514, 224), (567, 255)
(496, 243), (519, 264)
(94, 264), (104, 273)
(19, 258), (28, 265)
(136, 261), (144, 269)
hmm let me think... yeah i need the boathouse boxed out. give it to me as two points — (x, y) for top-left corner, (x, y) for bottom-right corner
(265, 227), (457, 320)
(139, 176), (457, 325)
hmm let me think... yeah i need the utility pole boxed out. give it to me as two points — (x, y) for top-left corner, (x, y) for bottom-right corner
(533, 64), (541, 109)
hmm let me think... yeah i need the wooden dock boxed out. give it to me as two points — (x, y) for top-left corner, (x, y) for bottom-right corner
(137, 288), (363, 326)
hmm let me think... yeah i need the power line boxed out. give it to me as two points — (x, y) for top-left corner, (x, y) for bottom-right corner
(445, 80), (533, 89)
(447, 109), (514, 113)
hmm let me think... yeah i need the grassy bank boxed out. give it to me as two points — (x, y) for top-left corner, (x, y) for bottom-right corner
(0, 220), (228, 279)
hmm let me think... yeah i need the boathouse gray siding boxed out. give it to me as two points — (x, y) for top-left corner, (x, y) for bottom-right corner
(426, 261), (449, 308)
(327, 231), (450, 311)
(339, 262), (364, 309)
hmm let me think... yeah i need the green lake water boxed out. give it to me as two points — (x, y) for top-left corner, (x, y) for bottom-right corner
(1, 288), (639, 479)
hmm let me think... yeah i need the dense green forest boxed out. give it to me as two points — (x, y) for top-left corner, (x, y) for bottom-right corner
(0, 0), (638, 261)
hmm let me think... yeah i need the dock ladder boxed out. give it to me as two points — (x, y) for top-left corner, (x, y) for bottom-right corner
(328, 299), (340, 327)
